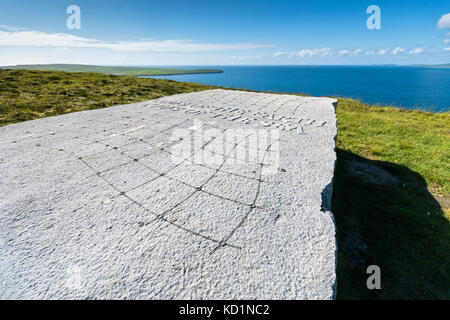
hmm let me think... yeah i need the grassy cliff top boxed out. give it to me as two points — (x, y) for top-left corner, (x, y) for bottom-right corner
(0, 64), (223, 76)
(0, 68), (449, 299)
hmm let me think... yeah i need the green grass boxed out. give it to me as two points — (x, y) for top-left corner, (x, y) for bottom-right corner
(0, 69), (217, 126)
(0, 64), (223, 76)
(334, 99), (449, 299)
(337, 98), (449, 197)
(1, 69), (449, 299)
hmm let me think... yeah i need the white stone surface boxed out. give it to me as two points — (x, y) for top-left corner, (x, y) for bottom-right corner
(0, 89), (337, 299)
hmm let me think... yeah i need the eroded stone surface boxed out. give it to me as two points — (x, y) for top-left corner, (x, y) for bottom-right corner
(0, 89), (337, 299)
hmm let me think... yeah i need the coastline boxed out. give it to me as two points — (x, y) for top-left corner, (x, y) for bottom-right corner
(0, 64), (223, 77)
(139, 70), (224, 77)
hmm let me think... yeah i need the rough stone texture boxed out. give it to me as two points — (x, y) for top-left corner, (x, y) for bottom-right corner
(0, 89), (338, 299)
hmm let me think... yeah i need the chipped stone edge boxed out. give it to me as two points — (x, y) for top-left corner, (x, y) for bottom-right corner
(322, 99), (338, 300)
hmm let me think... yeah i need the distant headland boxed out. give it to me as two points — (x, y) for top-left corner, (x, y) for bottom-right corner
(0, 64), (223, 76)
(410, 63), (450, 69)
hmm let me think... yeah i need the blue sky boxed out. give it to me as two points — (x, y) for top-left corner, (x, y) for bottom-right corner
(0, 0), (449, 65)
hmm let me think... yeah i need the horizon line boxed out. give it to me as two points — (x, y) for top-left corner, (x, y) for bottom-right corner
(3, 63), (449, 68)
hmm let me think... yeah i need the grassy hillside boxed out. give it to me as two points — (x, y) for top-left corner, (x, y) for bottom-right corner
(0, 64), (223, 76)
(1, 69), (449, 299)
(0, 69), (217, 126)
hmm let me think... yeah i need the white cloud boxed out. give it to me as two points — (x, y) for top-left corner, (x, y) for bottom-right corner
(274, 47), (332, 58)
(350, 48), (363, 56)
(275, 47), (421, 59)
(436, 13), (450, 29)
(366, 49), (394, 56)
(444, 47), (450, 51)
(338, 48), (362, 56)
(101, 40), (273, 52)
(392, 47), (405, 55)
(444, 39), (450, 45)
(409, 48), (424, 55)
(0, 28), (274, 52)
(0, 25), (28, 31)
(0, 30), (98, 47)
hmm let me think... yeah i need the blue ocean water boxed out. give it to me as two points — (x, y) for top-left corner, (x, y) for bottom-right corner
(144, 66), (450, 112)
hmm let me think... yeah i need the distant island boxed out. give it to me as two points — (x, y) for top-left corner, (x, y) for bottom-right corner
(0, 64), (223, 76)
(367, 63), (450, 68)
(411, 63), (450, 69)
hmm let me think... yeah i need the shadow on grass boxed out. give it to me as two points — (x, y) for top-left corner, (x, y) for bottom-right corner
(332, 149), (450, 299)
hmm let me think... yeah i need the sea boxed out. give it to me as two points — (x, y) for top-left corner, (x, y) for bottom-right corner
(142, 66), (450, 112)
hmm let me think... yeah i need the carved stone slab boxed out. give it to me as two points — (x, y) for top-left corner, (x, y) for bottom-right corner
(0, 89), (338, 299)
